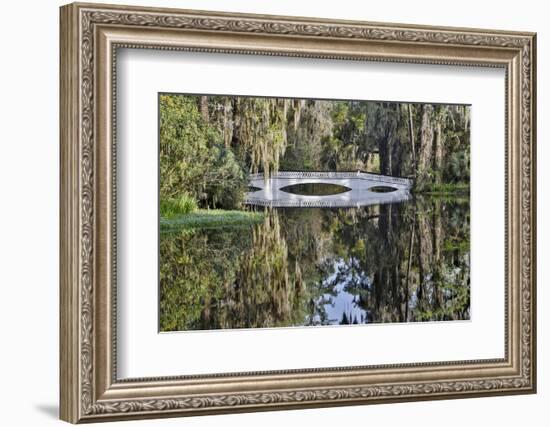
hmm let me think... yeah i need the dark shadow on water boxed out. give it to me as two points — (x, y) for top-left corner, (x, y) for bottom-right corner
(280, 182), (351, 196)
(368, 185), (398, 193)
(35, 404), (58, 419)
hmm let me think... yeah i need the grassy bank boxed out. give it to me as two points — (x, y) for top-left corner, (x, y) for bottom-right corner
(160, 209), (264, 231)
(417, 182), (470, 195)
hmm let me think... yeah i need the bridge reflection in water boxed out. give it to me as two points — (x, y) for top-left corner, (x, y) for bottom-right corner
(244, 171), (413, 208)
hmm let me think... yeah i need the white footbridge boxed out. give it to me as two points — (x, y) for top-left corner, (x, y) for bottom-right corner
(244, 171), (413, 208)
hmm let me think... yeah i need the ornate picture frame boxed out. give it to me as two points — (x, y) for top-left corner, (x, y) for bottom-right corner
(60, 2), (536, 423)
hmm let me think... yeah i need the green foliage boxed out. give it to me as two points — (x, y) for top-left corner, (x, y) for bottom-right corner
(415, 104), (471, 189)
(414, 282), (470, 322)
(422, 182), (470, 194)
(281, 100), (333, 171)
(230, 213), (308, 328)
(159, 226), (253, 331)
(159, 94), (248, 210)
(233, 97), (289, 176)
(160, 194), (197, 218)
(444, 237), (470, 252)
(160, 94), (470, 209)
(364, 102), (411, 176)
(159, 212), (309, 331)
(366, 152), (380, 173)
(446, 150), (470, 183)
(320, 101), (375, 171)
(160, 209), (264, 231)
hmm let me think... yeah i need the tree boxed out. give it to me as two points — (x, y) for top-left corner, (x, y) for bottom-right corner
(159, 94), (247, 209)
(282, 100), (333, 170)
(417, 104), (435, 189)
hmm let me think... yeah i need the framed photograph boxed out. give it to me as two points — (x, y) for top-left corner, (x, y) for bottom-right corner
(60, 2), (537, 423)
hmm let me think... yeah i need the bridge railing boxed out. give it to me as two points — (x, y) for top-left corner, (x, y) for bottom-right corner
(249, 171), (413, 187)
(244, 191), (411, 208)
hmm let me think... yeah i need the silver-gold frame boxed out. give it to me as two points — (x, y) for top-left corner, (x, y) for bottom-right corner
(60, 2), (537, 423)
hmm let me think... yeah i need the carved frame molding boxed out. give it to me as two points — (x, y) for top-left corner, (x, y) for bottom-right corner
(60, 2), (536, 423)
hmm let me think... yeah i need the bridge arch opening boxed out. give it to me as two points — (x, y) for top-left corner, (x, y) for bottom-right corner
(279, 182), (351, 196)
(367, 185), (398, 193)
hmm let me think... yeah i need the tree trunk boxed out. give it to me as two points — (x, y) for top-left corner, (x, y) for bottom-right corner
(223, 98), (233, 147)
(378, 134), (391, 175)
(199, 96), (209, 122)
(416, 198), (433, 309)
(404, 214), (416, 322)
(230, 98), (240, 149)
(434, 119), (443, 184)
(407, 104), (416, 173)
(432, 198), (443, 310)
(417, 104), (434, 189)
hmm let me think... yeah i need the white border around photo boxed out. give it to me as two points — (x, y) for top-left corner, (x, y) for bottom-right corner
(116, 49), (505, 379)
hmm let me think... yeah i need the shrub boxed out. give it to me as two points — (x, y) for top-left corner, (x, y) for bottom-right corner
(160, 194), (197, 219)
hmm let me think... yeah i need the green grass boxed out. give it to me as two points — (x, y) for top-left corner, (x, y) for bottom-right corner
(160, 194), (198, 218)
(421, 182), (470, 195)
(160, 209), (264, 231)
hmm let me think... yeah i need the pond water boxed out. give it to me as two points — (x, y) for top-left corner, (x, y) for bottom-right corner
(159, 196), (470, 332)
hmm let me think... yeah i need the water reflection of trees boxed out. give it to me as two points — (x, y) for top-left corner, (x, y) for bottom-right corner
(315, 197), (470, 324)
(160, 214), (308, 331)
(160, 197), (470, 331)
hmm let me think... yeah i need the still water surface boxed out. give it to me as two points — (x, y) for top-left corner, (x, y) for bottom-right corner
(160, 196), (470, 332)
